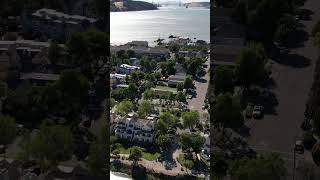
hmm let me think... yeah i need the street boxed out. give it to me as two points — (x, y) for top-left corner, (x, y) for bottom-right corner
(187, 56), (210, 114)
(244, 0), (320, 169)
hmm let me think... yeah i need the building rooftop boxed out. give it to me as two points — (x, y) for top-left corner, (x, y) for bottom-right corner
(20, 73), (60, 81)
(32, 8), (97, 24)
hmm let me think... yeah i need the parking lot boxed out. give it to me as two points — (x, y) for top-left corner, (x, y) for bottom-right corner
(245, 0), (320, 154)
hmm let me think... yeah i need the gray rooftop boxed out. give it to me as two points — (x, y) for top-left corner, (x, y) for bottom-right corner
(32, 8), (97, 24)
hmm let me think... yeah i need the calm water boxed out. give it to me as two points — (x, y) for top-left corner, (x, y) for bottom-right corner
(110, 6), (210, 46)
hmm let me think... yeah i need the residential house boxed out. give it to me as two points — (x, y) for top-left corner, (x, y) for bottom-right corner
(111, 41), (170, 60)
(118, 64), (140, 75)
(110, 73), (127, 87)
(114, 113), (155, 143)
(20, 72), (60, 85)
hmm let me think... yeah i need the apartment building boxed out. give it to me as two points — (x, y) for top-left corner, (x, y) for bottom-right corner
(114, 113), (155, 143)
(22, 9), (97, 40)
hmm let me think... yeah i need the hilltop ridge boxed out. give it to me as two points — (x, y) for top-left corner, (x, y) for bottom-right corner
(110, 0), (158, 12)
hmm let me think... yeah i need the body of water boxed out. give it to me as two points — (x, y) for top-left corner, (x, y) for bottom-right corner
(110, 6), (210, 46)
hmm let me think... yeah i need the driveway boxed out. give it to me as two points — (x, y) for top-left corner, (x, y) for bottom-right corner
(246, 0), (320, 154)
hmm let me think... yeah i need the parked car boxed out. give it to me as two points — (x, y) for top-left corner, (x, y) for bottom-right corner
(295, 140), (304, 154)
(252, 105), (264, 119)
(245, 103), (254, 118)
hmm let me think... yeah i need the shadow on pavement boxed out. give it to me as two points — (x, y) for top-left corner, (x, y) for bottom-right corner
(277, 53), (311, 68)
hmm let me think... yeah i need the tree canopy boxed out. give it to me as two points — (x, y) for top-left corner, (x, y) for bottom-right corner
(212, 93), (244, 128)
(115, 99), (134, 116)
(0, 115), (17, 146)
(230, 153), (287, 180)
(182, 111), (200, 129)
(18, 124), (73, 172)
(213, 66), (234, 96)
(180, 133), (205, 153)
(235, 46), (265, 88)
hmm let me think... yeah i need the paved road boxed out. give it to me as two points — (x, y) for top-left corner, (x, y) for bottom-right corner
(246, 0), (319, 154)
(187, 56), (210, 114)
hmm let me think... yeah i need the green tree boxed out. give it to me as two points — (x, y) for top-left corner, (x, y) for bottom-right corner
(230, 153), (287, 180)
(155, 134), (171, 151)
(213, 66), (234, 96)
(314, 32), (320, 48)
(312, 21), (320, 37)
(235, 47), (265, 88)
(182, 111), (199, 129)
(48, 41), (62, 64)
(143, 89), (154, 100)
(19, 124), (73, 172)
(110, 98), (118, 109)
(140, 57), (156, 73)
(159, 112), (177, 127)
(184, 75), (194, 89)
(177, 82), (184, 92)
(0, 115), (17, 146)
(137, 100), (153, 118)
(176, 91), (186, 103)
(180, 133), (205, 153)
(212, 151), (228, 178)
(129, 146), (143, 161)
(87, 141), (108, 176)
(303, 132), (316, 150)
(116, 99), (133, 116)
(312, 143), (320, 166)
(168, 43), (179, 53)
(213, 93), (244, 128)
(184, 57), (205, 76)
(274, 16), (297, 45)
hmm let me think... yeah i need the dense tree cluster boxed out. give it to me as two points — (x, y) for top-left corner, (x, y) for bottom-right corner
(212, 93), (243, 128)
(230, 153), (287, 180)
(18, 123), (73, 172)
(232, 0), (305, 42)
(180, 133), (205, 153)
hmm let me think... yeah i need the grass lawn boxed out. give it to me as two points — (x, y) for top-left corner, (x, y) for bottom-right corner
(153, 85), (177, 93)
(115, 146), (160, 161)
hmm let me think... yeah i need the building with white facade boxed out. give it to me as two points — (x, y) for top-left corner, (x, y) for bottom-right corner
(114, 113), (155, 143)
(118, 64), (140, 75)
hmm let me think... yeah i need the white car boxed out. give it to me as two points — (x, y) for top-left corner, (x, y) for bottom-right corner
(252, 105), (264, 119)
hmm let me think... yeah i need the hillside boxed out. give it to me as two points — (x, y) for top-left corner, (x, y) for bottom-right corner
(110, 0), (158, 12)
(184, 2), (210, 8)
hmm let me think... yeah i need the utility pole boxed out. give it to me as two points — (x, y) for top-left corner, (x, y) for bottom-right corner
(293, 148), (296, 180)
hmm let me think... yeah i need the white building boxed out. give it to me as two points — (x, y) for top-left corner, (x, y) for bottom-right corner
(114, 113), (155, 143)
(118, 64), (140, 75)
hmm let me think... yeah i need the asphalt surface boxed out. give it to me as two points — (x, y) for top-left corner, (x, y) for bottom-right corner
(246, 0), (320, 154)
(187, 56), (210, 113)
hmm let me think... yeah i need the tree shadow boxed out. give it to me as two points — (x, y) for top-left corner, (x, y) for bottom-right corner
(260, 77), (277, 89)
(277, 53), (311, 68)
(194, 76), (208, 83)
(235, 125), (251, 138)
(286, 29), (309, 48)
